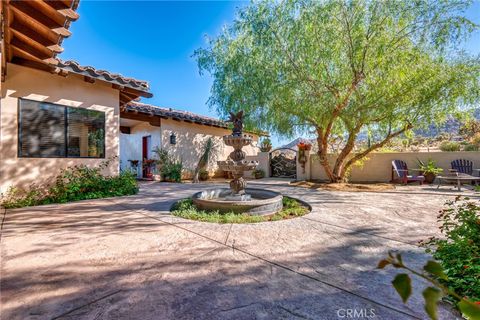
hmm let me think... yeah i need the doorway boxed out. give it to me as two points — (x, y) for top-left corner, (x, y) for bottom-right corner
(142, 135), (152, 178)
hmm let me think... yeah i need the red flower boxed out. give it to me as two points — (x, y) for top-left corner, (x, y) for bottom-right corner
(464, 265), (470, 269)
(297, 142), (312, 151)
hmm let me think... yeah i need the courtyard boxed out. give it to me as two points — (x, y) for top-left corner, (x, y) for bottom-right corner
(1, 180), (472, 320)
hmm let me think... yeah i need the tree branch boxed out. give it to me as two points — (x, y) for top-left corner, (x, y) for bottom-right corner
(344, 123), (413, 170)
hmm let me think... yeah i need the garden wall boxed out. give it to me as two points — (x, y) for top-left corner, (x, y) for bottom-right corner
(244, 152), (270, 178)
(309, 151), (480, 182)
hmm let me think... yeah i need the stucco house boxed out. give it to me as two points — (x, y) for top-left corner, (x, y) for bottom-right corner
(120, 102), (259, 179)
(0, 0), (259, 193)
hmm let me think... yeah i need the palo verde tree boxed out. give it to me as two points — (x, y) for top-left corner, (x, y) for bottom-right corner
(195, 0), (480, 182)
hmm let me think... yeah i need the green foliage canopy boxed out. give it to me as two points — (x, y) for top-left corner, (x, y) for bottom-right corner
(195, 0), (480, 181)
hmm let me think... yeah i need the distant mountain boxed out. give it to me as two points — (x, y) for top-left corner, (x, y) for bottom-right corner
(415, 109), (480, 137)
(281, 137), (316, 150)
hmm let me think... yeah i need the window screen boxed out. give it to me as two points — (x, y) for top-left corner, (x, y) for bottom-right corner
(18, 99), (105, 158)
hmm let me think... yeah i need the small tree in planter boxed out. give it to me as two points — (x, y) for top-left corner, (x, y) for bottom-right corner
(417, 158), (443, 184)
(193, 138), (217, 183)
(259, 138), (272, 152)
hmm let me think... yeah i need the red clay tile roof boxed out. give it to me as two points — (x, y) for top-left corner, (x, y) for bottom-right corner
(125, 102), (227, 128)
(56, 60), (152, 96)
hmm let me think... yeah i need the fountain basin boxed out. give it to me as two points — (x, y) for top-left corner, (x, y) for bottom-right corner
(192, 188), (283, 216)
(217, 160), (259, 173)
(223, 134), (253, 147)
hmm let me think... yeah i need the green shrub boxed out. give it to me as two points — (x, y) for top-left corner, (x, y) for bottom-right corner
(423, 198), (480, 303)
(464, 144), (479, 151)
(152, 147), (170, 168)
(439, 141), (461, 152)
(1, 160), (138, 208)
(380, 198), (480, 319)
(0, 187), (44, 209)
(161, 160), (183, 182)
(252, 168), (265, 179)
(152, 147), (183, 182)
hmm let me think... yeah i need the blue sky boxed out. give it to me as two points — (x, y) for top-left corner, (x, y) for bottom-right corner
(61, 1), (480, 147)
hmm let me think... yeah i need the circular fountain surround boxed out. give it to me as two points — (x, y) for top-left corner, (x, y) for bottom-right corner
(192, 188), (283, 216)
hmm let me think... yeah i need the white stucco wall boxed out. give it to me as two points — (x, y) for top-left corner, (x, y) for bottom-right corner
(120, 122), (161, 177)
(0, 63), (120, 193)
(160, 119), (259, 178)
(118, 118), (260, 179)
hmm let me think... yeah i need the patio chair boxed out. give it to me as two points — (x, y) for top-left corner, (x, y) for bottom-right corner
(451, 159), (473, 175)
(391, 160), (425, 185)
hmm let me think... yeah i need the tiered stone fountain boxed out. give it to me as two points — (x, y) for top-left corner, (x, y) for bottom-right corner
(192, 111), (283, 216)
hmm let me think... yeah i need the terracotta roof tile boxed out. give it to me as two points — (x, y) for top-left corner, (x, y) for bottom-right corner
(56, 60), (151, 95)
(125, 102), (227, 128)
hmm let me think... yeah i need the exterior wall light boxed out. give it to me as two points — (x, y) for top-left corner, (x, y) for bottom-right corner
(170, 133), (176, 145)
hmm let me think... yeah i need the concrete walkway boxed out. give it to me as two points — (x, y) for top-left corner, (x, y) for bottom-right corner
(1, 181), (470, 319)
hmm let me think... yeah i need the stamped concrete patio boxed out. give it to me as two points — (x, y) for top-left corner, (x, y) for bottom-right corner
(1, 180), (475, 319)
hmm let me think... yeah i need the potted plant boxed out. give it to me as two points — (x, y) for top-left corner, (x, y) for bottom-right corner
(198, 169), (209, 181)
(143, 159), (156, 180)
(161, 160), (183, 182)
(252, 168), (265, 179)
(417, 158), (443, 184)
(259, 138), (272, 152)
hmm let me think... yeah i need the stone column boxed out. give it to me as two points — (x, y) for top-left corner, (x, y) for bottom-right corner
(296, 150), (311, 181)
(257, 152), (271, 177)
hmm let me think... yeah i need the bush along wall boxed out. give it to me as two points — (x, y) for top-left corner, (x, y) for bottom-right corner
(1, 159), (138, 208)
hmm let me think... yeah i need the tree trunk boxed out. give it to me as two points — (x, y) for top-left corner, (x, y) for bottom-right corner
(316, 132), (337, 182)
(317, 124), (412, 183)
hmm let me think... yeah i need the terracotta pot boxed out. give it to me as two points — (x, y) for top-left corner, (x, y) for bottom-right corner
(199, 171), (209, 181)
(421, 172), (436, 184)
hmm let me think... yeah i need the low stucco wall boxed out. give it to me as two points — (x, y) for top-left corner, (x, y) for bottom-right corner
(0, 63), (120, 193)
(310, 151), (480, 182)
(160, 119), (259, 178)
(244, 152), (270, 178)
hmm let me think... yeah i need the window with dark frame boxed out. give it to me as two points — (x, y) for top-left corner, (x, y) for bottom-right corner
(18, 99), (106, 158)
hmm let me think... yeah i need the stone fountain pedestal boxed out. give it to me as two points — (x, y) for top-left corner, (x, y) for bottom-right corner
(217, 134), (258, 197)
(192, 126), (283, 216)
